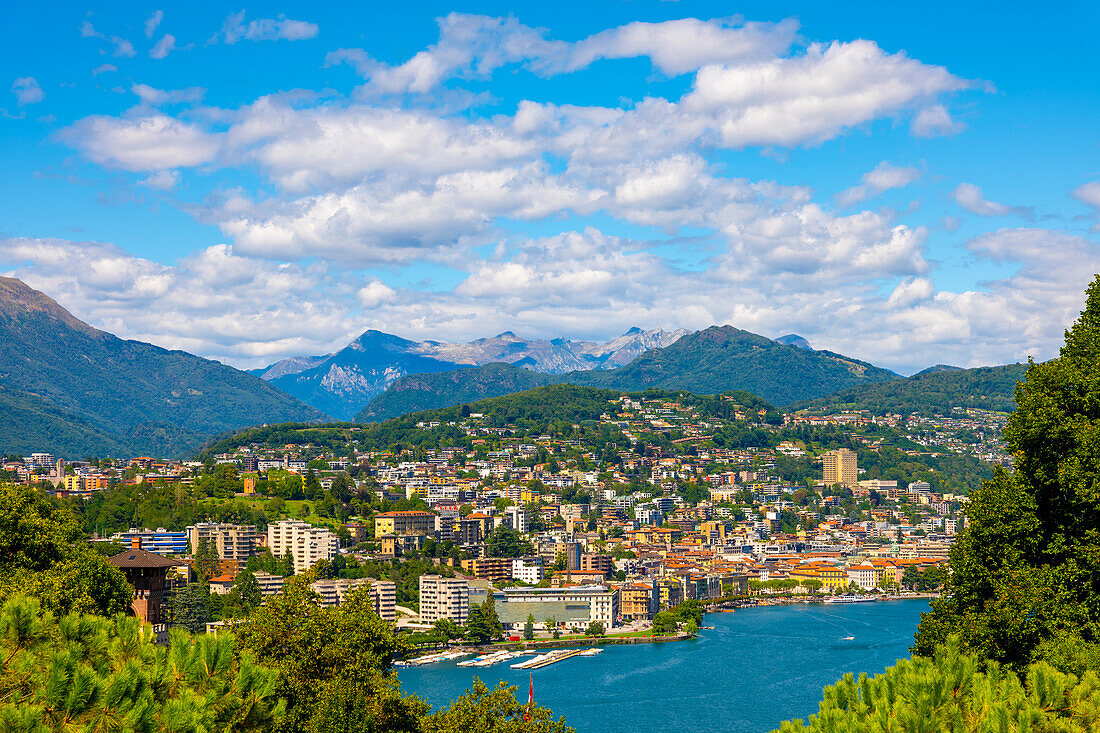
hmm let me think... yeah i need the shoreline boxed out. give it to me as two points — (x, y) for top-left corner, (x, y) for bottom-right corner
(401, 595), (939, 661)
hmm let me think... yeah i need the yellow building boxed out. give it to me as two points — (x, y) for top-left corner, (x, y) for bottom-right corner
(374, 510), (435, 538)
(822, 448), (858, 487)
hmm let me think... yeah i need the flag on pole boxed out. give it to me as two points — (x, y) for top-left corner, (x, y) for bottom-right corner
(524, 673), (533, 722)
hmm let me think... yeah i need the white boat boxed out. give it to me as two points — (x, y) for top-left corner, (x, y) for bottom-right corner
(824, 595), (878, 604)
(578, 648), (603, 656)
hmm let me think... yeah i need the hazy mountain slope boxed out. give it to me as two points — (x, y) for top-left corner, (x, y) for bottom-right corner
(790, 363), (1028, 416)
(0, 276), (327, 457)
(263, 326), (688, 417)
(268, 330), (467, 420)
(356, 325), (902, 420)
(356, 362), (557, 422)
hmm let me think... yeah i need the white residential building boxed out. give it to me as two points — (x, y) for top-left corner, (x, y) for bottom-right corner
(267, 520), (339, 574)
(419, 575), (470, 624)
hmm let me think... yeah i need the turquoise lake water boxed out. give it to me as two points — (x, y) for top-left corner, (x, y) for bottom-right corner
(398, 599), (929, 733)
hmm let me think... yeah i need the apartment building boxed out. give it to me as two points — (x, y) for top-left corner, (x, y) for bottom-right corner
(267, 520), (339, 574)
(822, 449), (858, 487)
(619, 584), (659, 621)
(186, 523), (258, 562)
(419, 575), (470, 624)
(374, 510), (435, 538)
(310, 578), (397, 622)
(512, 556), (544, 584)
(252, 570), (285, 596)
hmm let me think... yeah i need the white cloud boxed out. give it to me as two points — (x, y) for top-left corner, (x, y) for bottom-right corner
(60, 114), (219, 171)
(911, 104), (965, 137)
(139, 170), (179, 190)
(220, 11), (319, 44)
(131, 83), (204, 105)
(91, 64), (117, 76)
(684, 40), (969, 148)
(357, 281), (396, 307)
(80, 21), (137, 58)
(1073, 181), (1100, 210)
(11, 77), (44, 106)
(144, 10), (163, 39)
(953, 183), (1012, 217)
(562, 17), (799, 75)
(150, 34), (176, 59)
(836, 161), (922, 206)
(0, 237), (354, 365)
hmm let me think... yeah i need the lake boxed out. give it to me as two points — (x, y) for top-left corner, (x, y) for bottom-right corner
(398, 599), (929, 733)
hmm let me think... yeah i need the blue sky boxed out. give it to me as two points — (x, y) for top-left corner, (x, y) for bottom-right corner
(1, 1), (1098, 374)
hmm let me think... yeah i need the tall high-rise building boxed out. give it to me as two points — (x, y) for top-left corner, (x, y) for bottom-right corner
(419, 575), (470, 624)
(822, 448), (858, 487)
(267, 520), (339, 574)
(186, 523), (258, 562)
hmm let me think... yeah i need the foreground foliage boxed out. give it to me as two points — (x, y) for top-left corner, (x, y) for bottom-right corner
(0, 595), (284, 732)
(914, 276), (1100, 668)
(0, 482), (132, 616)
(776, 639), (1100, 733)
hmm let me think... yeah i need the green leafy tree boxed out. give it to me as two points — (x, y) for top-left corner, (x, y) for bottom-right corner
(585, 621), (605, 637)
(235, 581), (427, 733)
(0, 595), (284, 731)
(433, 618), (465, 641)
(914, 277), (1100, 668)
(232, 568), (263, 612)
(487, 525), (534, 559)
(524, 613), (535, 641)
(0, 482), (132, 616)
(651, 610), (679, 634)
(420, 679), (573, 733)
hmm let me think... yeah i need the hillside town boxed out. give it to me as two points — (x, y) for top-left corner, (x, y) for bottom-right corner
(1, 392), (977, 642)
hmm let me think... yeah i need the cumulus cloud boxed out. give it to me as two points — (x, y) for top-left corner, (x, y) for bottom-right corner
(561, 17), (799, 75)
(952, 183), (1013, 217)
(139, 170), (179, 190)
(219, 11), (319, 44)
(11, 77), (44, 106)
(1073, 181), (1100, 230)
(683, 40), (968, 148)
(0, 237), (354, 365)
(59, 114), (219, 171)
(91, 64), (117, 76)
(150, 34), (176, 59)
(836, 161), (922, 206)
(131, 83), (204, 105)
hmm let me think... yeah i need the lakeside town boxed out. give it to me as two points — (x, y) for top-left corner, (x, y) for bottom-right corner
(2, 392), (982, 649)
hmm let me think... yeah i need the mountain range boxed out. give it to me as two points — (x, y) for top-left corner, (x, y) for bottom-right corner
(357, 325), (901, 421)
(256, 326), (689, 419)
(0, 277), (325, 458)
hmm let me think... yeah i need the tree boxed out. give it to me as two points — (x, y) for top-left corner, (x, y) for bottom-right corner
(585, 621), (605, 637)
(524, 613), (535, 640)
(0, 595), (285, 731)
(914, 276), (1100, 669)
(465, 595), (503, 644)
(193, 536), (220, 581)
(778, 638), (1100, 733)
(487, 525), (534, 558)
(433, 618), (465, 641)
(803, 578), (824, 596)
(420, 679), (573, 733)
(0, 482), (133, 616)
(172, 581), (212, 634)
(236, 581), (427, 733)
(232, 568), (263, 612)
(651, 611), (679, 634)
